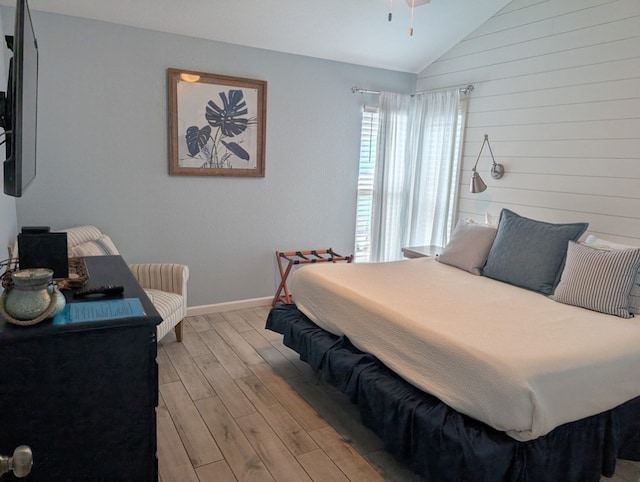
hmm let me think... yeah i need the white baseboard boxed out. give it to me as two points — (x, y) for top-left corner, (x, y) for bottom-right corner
(186, 296), (272, 316)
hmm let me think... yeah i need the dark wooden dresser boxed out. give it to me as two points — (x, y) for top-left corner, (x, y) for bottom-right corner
(0, 255), (161, 481)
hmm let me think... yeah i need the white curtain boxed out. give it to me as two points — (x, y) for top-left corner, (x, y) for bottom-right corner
(370, 88), (468, 262)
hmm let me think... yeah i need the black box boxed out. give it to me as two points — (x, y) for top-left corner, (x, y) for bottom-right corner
(21, 226), (51, 235)
(18, 231), (69, 278)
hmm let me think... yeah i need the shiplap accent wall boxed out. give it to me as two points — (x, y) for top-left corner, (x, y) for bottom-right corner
(417, 0), (640, 245)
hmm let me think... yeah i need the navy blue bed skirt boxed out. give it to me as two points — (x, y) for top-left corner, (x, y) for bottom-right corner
(266, 303), (640, 482)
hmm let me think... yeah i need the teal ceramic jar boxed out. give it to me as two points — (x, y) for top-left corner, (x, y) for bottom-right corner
(4, 268), (55, 320)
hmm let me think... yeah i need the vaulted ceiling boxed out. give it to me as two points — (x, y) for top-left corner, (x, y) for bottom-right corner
(3, 0), (512, 73)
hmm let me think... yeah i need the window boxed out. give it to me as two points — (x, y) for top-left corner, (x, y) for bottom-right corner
(354, 107), (379, 262)
(354, 89), (468, 263)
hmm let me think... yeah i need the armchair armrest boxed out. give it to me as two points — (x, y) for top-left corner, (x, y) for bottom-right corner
(128, 263), (189, 296)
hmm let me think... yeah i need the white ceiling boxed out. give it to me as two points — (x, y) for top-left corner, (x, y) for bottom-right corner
(2, 0), (511, 73)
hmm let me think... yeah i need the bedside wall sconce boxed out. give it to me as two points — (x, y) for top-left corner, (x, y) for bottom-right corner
(470, 134), (505, 194)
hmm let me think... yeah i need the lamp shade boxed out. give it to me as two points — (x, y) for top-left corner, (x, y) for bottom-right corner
(470, 134), (505, 194)
(470, 171), (487, 193)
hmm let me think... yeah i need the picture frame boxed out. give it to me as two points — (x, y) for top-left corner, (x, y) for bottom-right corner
(168, 68), (267, 177)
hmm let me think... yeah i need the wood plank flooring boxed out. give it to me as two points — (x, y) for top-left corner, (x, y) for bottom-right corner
(157, 306), (640, 482)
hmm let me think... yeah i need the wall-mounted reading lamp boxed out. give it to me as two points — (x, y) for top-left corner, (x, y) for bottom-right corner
(470, 134), (505, 193)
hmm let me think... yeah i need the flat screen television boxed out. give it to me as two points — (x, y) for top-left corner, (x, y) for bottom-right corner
(1, 0), (38, 197)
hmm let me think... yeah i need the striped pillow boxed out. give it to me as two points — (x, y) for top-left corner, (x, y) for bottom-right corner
(68, 235), (120, 257)
(584, 235), (640, 315)
(551, 241), (640, 318)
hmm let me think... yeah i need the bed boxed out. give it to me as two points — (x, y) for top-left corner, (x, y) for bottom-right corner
(266, 209), (640, 481)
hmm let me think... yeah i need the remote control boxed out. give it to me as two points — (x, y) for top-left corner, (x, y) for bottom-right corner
(73, 285), (125, 298)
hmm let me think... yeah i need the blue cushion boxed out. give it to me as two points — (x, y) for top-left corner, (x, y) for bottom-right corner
(482, 209), (588, 294)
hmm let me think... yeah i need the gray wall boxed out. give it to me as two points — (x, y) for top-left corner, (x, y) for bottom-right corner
(0, 8), (17, 264)
(3, 9), (414, 306)
(418, 0), (640, 245)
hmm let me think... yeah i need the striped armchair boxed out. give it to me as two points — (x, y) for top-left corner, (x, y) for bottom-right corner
(62, 226), (189, 342)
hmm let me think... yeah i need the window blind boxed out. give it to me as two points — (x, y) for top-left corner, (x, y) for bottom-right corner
(355, 106), (379, 263)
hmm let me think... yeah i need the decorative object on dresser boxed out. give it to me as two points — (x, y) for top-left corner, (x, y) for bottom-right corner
(0, 267), (65, 325)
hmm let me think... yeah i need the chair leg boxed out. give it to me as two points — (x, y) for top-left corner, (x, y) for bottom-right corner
(174, 320), (184, 342)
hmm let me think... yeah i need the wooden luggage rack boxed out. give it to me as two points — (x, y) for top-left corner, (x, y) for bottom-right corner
(272, 248), (353, 306)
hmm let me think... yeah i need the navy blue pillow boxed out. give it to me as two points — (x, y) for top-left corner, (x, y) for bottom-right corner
(482, 209), (588, 294)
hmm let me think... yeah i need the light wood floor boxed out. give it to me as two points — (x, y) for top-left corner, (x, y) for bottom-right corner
(157, 306), (640, 482)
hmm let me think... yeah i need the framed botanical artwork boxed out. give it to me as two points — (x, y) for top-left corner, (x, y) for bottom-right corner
(168, 68), (267, 177)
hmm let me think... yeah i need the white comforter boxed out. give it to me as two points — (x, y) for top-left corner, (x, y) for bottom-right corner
(290, 258), (640, 441)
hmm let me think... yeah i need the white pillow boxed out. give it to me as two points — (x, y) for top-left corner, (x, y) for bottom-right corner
(484, 212), (499, 228)
(584, 235), (640, 315)
(463, 213), (499, 228)
(436, 220), (497, 275)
